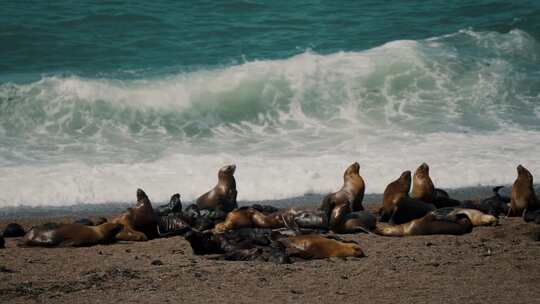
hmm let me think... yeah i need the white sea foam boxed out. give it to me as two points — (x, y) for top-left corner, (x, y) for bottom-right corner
(1, 29), (540, 206)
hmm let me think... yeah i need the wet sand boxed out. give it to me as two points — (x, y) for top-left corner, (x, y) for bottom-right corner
(1, 201), (539, 304)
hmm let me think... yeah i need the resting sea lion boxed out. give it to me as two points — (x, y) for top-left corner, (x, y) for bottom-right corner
(3, 223), (26, 237)
(329, 204), (376, 233)
(112, 189), (159, 241)
(509, 165), (540, 217)
(320, 162), (365, 215)
(22, 222), (123, 247)
(197, 164), (238, 213)
(278, 234), (365, 259)
(375, 211), (473, 237)
(460, 186), (510, 216)
(389, 196), (436, 225)
(432, 207), (497, 226)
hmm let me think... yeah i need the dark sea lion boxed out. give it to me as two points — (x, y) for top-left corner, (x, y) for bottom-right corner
(460, 186), (510, 216)
(3, 223), (26, 237)
(389, 196), (436, 225)
(74, 218), (95, 226)
(375, 211), (473, 237)
(523, 209), (540, 223)
(320, 162), (365, 216)
(329, 204), (376, 233)
(380, 171), (412, 222)
(22, 222), (123, 247)
(156, 214), (191, 237)
(197, 164), (238, 213)
(155, 193), (182, 216)
(278, 234), (365, 259)
(510, 165), (540, 217)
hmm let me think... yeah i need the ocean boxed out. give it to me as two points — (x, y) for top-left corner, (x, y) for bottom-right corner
(1, 0), (540, 207)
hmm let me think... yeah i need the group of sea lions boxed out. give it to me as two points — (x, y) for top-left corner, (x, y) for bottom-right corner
(1, 162), (539, 262)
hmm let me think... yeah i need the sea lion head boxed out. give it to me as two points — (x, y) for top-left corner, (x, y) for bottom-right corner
(343, 162), (360, 180)
(219, 164), (236, 178)
(344, 242), (366, 258)
(517, 165), (533, 184)
(415, 163), (429, 178)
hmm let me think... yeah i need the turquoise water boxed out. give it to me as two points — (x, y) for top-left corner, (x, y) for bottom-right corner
(1, 1), (540, 206)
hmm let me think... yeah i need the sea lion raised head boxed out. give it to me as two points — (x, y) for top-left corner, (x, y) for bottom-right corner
(380, 170), (411, 222)
(510, 165), (539, 216)
(320, 162), (365, 216)
(411, 162), (435, 204)
(197, 164), (238, 213)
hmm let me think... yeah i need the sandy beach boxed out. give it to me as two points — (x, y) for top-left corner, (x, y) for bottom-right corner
(1, 199), (539, 304)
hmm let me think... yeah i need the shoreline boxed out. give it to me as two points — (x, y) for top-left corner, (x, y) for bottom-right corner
(0, 184), (513, 220)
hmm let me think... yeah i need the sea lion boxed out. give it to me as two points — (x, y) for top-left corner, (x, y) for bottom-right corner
(197, 164), (238, 213)
(432, 207), (497, 226)
(375, 211), (473, 237)
(155, 193), (182, 216)
(278, 234), (366, 259)
(411, 163), (460, 208)
(411, 163), (436, 204)
(509, 165), (540, 217)
(320, 162), (365, 216)
(460, 186), (510, 216)
(22, 222), (123, 247)
(379, 171), (412, 222)
(3, 223), (26, 237)
(111, 189), (158, 241)
(389, 196), (436, 225)
(329, 204), (376, 234)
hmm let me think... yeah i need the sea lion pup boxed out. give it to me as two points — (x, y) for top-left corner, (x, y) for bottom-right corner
(375, 211), (473, 237)
(320, 162), (365, 216)
(411, 163), (460, 208)
(3, 223), (26, 237)
(380, 171), (412, 222)
(329, 204), (376, 234)
(197, 164), (238, 214)
(21, 222), (123, 247)
(155, 193), (182, 216)
(433, 207), (497, 226)
(278, 234), (365, 259)
(112, 189), (159, 241)
(460, 186), (510, 216)
(509, 165), (540, 217)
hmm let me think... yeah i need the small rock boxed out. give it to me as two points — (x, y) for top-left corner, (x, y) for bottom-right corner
(125, 249), (131, 253)
(425, 241), (434, 246)
(340, 275), (348, 280)
(151, 259), (164, 266)
(290, 289), (303, 294)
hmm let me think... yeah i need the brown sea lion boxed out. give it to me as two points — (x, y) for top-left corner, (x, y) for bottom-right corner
(21, 222), (123, 247)
(329, 204), (376, 233)
(411, 163), (436, 203)
(197, 164), (238, 213)
(278, 234), (365, 259)
(112, 189), (159, 241)
(380, 171), (412, 222)
(375, 211), (473, 237)
(411, 162), (460, 208)
(509, 165), (539, 216)
(320, 162), (365, 216)
(432, 207), (497, 226)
